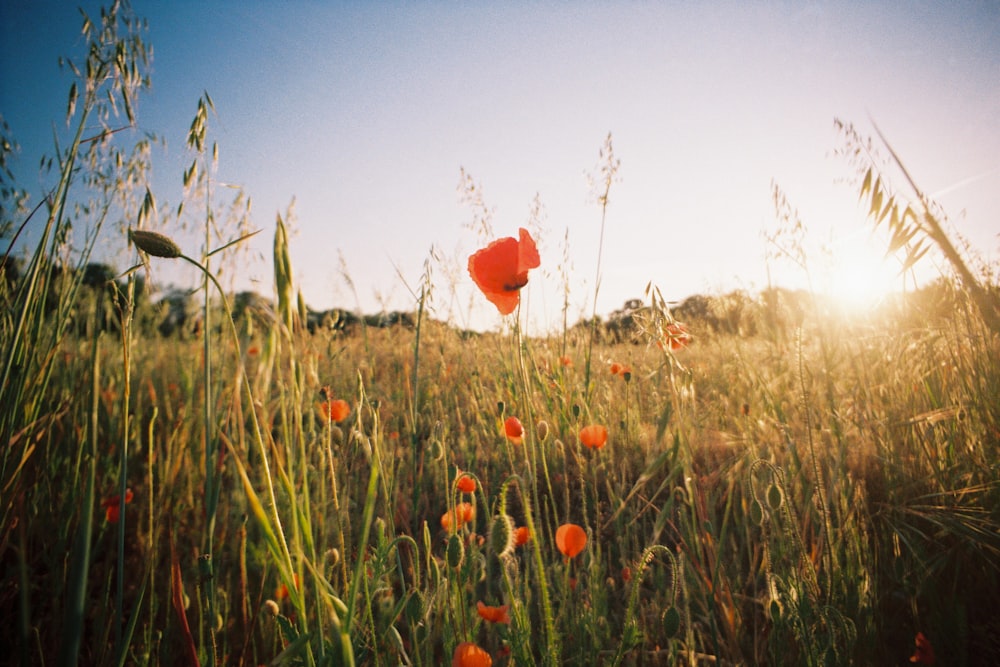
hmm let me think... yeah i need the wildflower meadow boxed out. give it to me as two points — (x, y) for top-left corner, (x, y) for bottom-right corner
(2, 4), (999, 666)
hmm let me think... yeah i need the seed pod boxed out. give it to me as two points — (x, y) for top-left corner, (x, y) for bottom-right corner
(129, 229), (181, 258)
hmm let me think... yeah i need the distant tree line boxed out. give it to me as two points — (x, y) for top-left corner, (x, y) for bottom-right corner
(1, 256), (976, 343)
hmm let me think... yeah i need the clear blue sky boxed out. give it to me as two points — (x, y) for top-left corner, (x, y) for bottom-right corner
(3, 1), (999, 331)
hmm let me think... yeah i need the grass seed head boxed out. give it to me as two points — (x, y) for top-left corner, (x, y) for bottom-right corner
(129, 229), (182, 258)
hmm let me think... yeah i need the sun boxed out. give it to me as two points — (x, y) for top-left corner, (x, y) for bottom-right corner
(818, 233), (903, 312)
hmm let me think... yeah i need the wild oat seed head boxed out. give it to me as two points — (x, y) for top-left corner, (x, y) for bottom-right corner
(129, 228), (182, 258)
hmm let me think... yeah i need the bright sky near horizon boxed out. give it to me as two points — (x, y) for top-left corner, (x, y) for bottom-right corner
(2, 1), (999, 332)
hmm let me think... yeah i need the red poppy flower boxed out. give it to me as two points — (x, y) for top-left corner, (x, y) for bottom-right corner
(555, 523), (587, 559)
(468, 228), (541, 315)
(910, 632), (935, 665)
(579, 424), (608, 450)
(318, 399), (351, 423)
(441, 502), (476, 532)
(660, 322), (691, 351)
(609, 362), (631, 377)
(456, 472), (477, 494)
(513, 526), (530, 546)
(453, 641), (492, 667)
(101, 488), (134, 523)
(504, 416), (524, 444)
(558, 355), (573, 367)
(476, 601), (511, 624)
(275, 573), (300, 601)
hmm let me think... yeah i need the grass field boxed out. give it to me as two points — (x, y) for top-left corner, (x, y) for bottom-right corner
(2, 4), (999, 666)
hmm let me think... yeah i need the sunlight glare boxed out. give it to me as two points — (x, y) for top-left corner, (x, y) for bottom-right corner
(819, 233), (902, 312)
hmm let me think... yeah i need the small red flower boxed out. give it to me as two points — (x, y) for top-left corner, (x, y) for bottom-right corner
(275, 573), (300, 601)
(468, 228), (541, 315)
(513, 526), (530, 546)
(453, 641), (492, 667)
(318, 398), (351, 423)
(476, 601), (511, 624)
(456, 472), (477, 494)
(558, 355), (573, 367)
(660, 322), (691, 351)
(909, 632), (935, 665)
(504, 416), (524, 444)
(101, 488), (134, 523)
(609, 362), (631, 377)
(555, 523), (587, 559)
(441, 502), (476, 532)
(579, 424), (608, 450)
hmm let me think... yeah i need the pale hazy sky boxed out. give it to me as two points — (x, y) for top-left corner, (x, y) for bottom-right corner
(3, 1), (999, 331)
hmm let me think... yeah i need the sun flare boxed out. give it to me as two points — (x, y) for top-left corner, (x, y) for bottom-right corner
(819, 234), (903, 312)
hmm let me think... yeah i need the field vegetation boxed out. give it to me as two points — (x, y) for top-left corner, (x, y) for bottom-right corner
(2, 4), (999, 665)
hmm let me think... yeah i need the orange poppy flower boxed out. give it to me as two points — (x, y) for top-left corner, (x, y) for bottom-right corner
(456, 472), (477, 494)
(441, 502), (476, 532)
(558, 355), (573, 367)
(476, 601), (511, 624)
(609, 362), (631, 377)
(453, 641), (492, 667)
(318, 398), (351, 423)
(101, 488), (134, 523)
(555, 523), (587, 559)
(513, 526), (530, 546)
(468, 228), (541, 315)
(910, 632), (935, 665)
(579, 424), (608, 450)
(661, 322), (691, 351)
(275, 573), (300, 600)
(504, 416), (524, 444)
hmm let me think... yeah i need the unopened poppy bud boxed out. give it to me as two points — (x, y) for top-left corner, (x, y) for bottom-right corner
(326, 548), (340, 568)
(129, 229), (182, 258)
(263, 599), (280, 617)
(446, 533), (465, 569)
(496, 400), (505, 417)
(489, 514), (515, 559)
(662, 606), (681, 638)
(428, 439), (444, 461)
(536, 420), (549, 443)
(766, 483), (783, 511)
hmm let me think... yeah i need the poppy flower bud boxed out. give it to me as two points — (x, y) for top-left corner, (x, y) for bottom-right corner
(263, 599), (280, 617)
(766, 483), (783, 511)
(489, 514), (515, 559)
(446, 533), (465, 569)
(536, 420), (550, 443)
(129, 229), (182, 258)
(662, 606), (681, 638)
